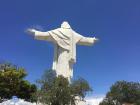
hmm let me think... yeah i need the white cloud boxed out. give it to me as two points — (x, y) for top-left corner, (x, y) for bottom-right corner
(85, 96), (104, 105)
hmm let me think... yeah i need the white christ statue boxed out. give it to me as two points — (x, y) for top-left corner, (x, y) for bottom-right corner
(27, 21), (98, 81)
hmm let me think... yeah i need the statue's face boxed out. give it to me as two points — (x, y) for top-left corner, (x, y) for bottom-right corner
(61, 21), (71, 29)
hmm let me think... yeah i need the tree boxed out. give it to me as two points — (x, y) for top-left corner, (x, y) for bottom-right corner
(100, 81), (140, 105)
(36, 70), (92, 105)
(0, 63), (37, 102)
(99, 98), (116, 105)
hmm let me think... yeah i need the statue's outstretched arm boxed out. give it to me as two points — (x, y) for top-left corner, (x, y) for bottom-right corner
(74, 31), (99, 46)
(78, 37), (98, 46)
(27, 29), (53, 41)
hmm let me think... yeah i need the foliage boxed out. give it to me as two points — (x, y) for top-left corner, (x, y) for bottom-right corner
(99, 81), (140, 105)
(0, 63), (37, 102)
(36, 70), (92, 105)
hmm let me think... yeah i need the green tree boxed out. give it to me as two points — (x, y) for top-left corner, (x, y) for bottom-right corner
(0, 63), (37, 102)
(36, 70), (92, 105)
(100, 81), (140, 105)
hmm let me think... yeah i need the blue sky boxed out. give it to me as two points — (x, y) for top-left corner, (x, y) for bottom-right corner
(0, 0), (140, 96)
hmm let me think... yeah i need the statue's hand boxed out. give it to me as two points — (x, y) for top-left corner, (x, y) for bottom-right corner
(26, 29), (36, 35)
(93, 37), (99, 42)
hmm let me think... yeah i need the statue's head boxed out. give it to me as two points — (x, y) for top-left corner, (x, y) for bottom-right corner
(61, 21), (71, 29)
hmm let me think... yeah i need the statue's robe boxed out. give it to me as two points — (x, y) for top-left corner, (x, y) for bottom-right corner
(34, 28), (95, 81)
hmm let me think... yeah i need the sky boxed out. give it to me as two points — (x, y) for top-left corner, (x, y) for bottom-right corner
(0, 0), (140, 98)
